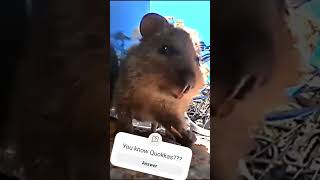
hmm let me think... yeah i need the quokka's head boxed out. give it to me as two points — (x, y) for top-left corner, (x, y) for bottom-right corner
(131, 13), (204, 99)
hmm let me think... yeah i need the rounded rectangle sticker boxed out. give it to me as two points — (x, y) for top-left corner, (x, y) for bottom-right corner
(110, 132), (193, 180)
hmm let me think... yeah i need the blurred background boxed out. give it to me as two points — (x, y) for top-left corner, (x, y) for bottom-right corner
(241, 1), (320, 180)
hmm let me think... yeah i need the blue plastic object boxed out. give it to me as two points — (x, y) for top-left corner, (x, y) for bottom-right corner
(265, 107), (320, 121)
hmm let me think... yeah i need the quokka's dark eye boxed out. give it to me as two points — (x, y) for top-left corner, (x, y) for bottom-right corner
(158, 45), (178, 56)
(159, 45), (169, 55)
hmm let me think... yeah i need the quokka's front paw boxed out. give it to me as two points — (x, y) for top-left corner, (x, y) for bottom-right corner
(177, 129), (197, 147)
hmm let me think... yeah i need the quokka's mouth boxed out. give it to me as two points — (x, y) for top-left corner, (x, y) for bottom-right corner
(174, 85), (193, 99)
(182, 85), (192, 94)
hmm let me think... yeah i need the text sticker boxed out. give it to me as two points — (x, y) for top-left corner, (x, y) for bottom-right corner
(110, 132), (193, 180)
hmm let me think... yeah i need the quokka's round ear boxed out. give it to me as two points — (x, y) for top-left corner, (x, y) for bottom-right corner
(140, 13), (170, 38)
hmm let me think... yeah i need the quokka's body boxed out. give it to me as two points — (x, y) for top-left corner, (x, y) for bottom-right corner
(112, 13), (204, 147)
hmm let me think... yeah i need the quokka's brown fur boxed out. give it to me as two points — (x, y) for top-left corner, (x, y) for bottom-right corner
(112, 13), (204, 147)
(213, 0), (302, 180)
